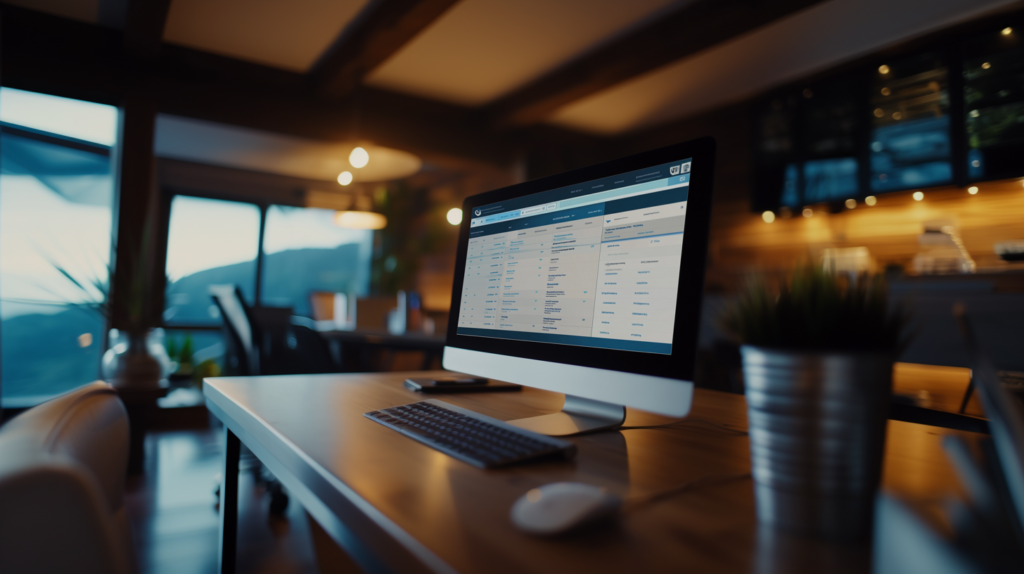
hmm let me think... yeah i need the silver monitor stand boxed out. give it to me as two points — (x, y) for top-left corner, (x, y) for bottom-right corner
(443, 347), (692, 437)
(507, 395), (626, 436)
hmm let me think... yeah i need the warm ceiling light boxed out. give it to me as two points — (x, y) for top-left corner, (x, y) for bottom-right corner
(333, 210), (386, 230)
(982, 62), (992, 70)
(337, 171), (353, 185)
(762, 211), (775, 223)
(968, 186), (979, 195)
(1002, 27), (1013, 36)
(845, 199), (857, 209)
(802, 208), (813, 218)
(913, 191), (924, 201)
(446, 207), (463, 226)
(349, 146), (369, 168)
(878, 65), (890, 74)
(865, 195), (877, 206)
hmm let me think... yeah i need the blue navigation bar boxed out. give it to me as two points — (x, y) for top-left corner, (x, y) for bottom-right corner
(455, 327), (672, 355)
(470, 158), (692, 227)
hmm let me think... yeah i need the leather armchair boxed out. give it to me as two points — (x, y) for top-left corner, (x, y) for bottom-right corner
(0, 381), (135, 574)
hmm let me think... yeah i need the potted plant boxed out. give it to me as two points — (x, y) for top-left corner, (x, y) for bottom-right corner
(725, 266), (908, 539)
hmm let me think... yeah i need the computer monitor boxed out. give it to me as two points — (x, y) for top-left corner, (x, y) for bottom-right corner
(442, 137), (716, 436)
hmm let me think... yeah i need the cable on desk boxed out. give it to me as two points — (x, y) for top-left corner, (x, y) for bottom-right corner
(624, 473), (753, 513)
(619, 418), (748, 436)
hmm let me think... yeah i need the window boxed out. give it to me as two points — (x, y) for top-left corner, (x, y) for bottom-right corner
(964, 30), (1024, 181)
(162, 198), (374, 374)
(869, 53), (953, 192)
(261, 205), (372, 317)
(163, 196), (261, 325)
(0, 88), (118, 405)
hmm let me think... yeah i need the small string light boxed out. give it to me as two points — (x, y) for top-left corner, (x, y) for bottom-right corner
(865, 196), (877, 206)
(968, 186), (979, 195)
(913, 191), (924, 201)
(762, 211), (775, 223)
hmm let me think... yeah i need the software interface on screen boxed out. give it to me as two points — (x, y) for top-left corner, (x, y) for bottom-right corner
(457, 158), (693, 355)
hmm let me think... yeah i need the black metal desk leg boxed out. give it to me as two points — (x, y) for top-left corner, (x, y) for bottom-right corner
(219, 428), (241, 574)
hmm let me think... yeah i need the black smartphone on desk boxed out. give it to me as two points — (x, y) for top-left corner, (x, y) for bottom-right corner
(404, 377), (522, 394)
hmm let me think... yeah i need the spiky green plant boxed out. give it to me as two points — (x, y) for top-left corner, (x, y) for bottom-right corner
(724, 266), (909, 352)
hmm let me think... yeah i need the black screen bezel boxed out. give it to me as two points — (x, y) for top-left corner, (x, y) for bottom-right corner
(445, 137), (717, 382)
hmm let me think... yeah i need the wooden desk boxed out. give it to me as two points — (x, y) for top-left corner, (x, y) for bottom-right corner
(204, 371), (971, 574)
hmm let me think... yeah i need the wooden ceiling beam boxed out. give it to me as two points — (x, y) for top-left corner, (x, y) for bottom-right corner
(308, 0), (460, 99)
(482, 0), (826, 130)
(122, 0), (173, 63)
(0, 5), (606, 170)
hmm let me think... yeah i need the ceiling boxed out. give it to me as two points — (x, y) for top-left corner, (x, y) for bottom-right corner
(364, 0), (687, 107)
(550, 0), (1021, 134)
(163, 0), (369, 72)
(5, 0), (1020, 141)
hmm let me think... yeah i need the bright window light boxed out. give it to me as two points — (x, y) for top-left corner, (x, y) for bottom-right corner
(0, 87), (117, 145)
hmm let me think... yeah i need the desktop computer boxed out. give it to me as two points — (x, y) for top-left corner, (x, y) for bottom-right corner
(444, 137), (716, 433)
(366, 137), (716, 466)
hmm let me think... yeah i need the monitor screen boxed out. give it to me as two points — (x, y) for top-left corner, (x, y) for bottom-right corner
(456, 158), (693, 356)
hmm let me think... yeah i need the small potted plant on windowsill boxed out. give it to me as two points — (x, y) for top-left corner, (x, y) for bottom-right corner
(725, 266), (909, 539)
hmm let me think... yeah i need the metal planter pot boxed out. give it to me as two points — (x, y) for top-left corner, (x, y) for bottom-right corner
(741, 346), (894, 539)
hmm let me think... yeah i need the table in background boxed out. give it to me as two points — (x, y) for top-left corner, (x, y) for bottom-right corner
(204, 371), (973, 574)
(317, 329), (446, 371)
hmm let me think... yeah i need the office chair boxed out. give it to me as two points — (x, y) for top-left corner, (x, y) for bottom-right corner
(0, 382), (135, 574)
(259, 316), (342, 375)
(208, 285), (290, 514)
(209, 285), (259, 376)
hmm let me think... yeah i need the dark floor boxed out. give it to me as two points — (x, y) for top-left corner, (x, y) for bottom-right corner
(125, 425), (321, 574)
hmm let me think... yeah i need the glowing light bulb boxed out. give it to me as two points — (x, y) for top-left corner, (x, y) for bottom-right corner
(349, 146), (369, 168)
(879, 65), (890, 74)
(968, 186), (979, 195)
(845, 199), (857, 209)
(446, 207), (463, 225)
(337, 171), (353, 185)
(762, 211), (775, 223)
(1002, 27), (1013, 36)
(913, 191), (924, 201)
(865, 195), (877, 206)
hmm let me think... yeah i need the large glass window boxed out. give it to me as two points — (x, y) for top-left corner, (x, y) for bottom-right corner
(0, 88), (118, 405)
(260, 205), (372, 316)
(163, 196), (261, 325)
(964, 30), (1024, 181)
(869, 54), (952, 192)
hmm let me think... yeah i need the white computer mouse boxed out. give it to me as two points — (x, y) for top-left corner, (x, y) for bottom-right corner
(510, 482), (621, 535)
